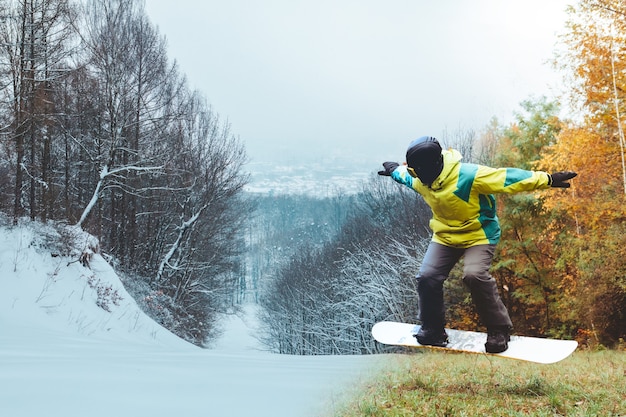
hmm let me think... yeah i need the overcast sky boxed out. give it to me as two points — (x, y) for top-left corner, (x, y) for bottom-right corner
(144, 0), (572, 167)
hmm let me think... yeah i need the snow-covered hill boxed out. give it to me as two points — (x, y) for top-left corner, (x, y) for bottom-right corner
(0, 218), (189, 348)
(0, 218), (378, 417)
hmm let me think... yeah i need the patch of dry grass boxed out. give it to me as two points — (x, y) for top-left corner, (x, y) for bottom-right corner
(333, 350), (625, 416)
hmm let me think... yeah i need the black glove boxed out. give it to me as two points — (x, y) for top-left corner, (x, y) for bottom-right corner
(378, 161), (399, 176)
(549, 171), (577, 188)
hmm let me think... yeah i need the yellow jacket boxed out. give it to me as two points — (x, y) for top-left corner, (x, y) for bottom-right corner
(391, 149), (551, 248)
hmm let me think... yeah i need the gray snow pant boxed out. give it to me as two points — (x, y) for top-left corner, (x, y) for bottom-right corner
(416, 242), (512, 330)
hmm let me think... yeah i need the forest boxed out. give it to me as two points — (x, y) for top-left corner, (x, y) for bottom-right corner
(1, 0), (624, 350)
(0, 0), (249, 345)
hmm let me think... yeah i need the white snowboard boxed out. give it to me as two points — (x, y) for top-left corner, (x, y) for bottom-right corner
(372, 321), (578, 364)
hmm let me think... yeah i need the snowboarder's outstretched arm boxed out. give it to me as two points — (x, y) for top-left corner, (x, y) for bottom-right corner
(378, 162), (415, 187)
(470, 166), (577, 194)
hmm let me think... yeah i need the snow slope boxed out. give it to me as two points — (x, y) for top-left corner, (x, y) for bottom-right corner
(0, 219), (378, 417)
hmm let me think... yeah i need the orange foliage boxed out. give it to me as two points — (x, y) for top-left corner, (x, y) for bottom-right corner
(529, 0), (626, 345)
(540, 125), (626, 231)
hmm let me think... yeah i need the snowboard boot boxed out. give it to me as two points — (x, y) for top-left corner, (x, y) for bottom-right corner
(485, 326), (511, 353)
(414, 326), (449, 347)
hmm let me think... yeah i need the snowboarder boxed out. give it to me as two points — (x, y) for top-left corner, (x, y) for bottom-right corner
(378, 136), (576, 353)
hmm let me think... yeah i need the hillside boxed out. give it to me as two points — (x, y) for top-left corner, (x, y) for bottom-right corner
(0, 217), (377, 417)
(0, 217), (190, 348)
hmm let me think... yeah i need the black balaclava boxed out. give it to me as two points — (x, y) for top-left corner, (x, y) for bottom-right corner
(406, 136), (443, 186)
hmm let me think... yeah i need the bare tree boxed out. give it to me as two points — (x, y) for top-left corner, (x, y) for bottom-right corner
(0, 0), (76, 223)
(441, 126), (477, 163)
(73, 0), (174, 236)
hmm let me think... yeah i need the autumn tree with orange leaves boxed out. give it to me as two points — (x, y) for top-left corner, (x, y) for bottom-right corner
(467, 1), (626, 347)
(508, 0), (626, 346)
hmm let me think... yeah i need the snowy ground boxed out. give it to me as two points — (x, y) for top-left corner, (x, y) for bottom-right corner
(0, 220), (380, 417)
